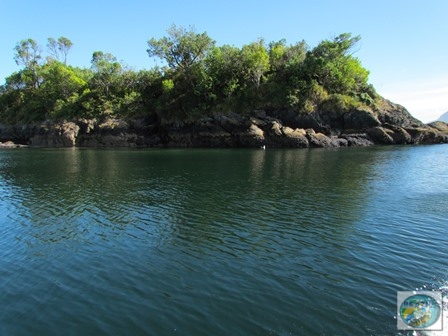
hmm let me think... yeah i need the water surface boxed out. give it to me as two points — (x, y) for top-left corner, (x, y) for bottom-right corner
(0, 146), (447, 335)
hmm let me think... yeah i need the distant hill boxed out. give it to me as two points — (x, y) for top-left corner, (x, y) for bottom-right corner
(437, 112), (448, 122)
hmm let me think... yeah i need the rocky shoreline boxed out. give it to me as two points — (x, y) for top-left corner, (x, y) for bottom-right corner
(0, 141), (28, 149)
(1, 100), (447, 149)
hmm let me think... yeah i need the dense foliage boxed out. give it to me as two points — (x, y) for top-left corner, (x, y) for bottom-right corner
(0, 26), (376, 124)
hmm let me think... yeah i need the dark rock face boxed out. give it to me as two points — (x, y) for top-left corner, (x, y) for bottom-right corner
(404, 127), (448, 144)
(305, 129), (339, 148)
(0, 124), (37, 144)
(30, 122), (79, 147)
(343, 108), (381, 130)
(340, 133), (375, 147)
(77, 119), (140, 147)
(428, 121), (448, 133)
(366, 127), (395, 144)
(0, 97), (447, 148)
(376, 99), (424, 128)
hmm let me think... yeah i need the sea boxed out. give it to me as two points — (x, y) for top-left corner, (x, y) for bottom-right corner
(0, 145), (447, 335)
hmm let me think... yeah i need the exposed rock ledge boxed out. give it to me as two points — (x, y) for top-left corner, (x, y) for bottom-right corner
(0, 141), (28, 148)
(0, 100), (447, 148)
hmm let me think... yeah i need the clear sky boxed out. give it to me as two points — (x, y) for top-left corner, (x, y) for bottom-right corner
(1, 0), (447, 122)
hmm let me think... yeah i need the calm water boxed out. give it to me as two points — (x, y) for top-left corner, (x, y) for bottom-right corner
(0, 146), (447, 336)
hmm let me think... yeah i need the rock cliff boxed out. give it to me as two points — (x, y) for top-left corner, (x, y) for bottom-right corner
(1, 98), (447, 148)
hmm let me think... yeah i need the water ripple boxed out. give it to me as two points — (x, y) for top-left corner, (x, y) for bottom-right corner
(0, 147), (447, 335)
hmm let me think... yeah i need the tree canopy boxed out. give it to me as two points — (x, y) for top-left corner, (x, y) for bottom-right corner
(0, 28), (376, 125)
(147, 24), (215, 72)
(47, 37), (73, 64)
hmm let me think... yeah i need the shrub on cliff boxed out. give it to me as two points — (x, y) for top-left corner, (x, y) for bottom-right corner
(1, 28), (375, 127)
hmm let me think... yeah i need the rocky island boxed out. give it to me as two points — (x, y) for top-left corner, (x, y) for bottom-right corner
(1, 28), (447, 148)
(1, 98), (447, 148)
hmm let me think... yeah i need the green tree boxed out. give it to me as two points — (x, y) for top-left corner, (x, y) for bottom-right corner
(205, 45), (242, 100)
(90, 51), (122, 98)
(268, 39), (287, 73)
(146, 26), (216, 119)
(47, 37), (73, 64)
(147, 24), (214, 70)
(303, 33), (369, 95)
(284, 41), (307, 69)
(39, 61), (87, 117)
(265, 40), (308, 108)
(1, 30), (378, 126)
(241, 39), (270, 92)
(13, 38), (42, 89)
(147, 25), (215, 87)
(42, 61), (86, 100)
(14, 38), (42, 69)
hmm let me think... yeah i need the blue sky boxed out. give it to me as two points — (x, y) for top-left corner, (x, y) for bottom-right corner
(1, 0), (447, 122)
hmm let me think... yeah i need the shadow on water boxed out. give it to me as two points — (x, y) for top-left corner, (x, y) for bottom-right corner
(1, 147), (379, 250)
(1, 149), (192, 250)
(166, 148), (382, 252)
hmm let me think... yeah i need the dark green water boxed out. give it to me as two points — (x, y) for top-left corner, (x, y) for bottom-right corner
(0, 146), (447, 335)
